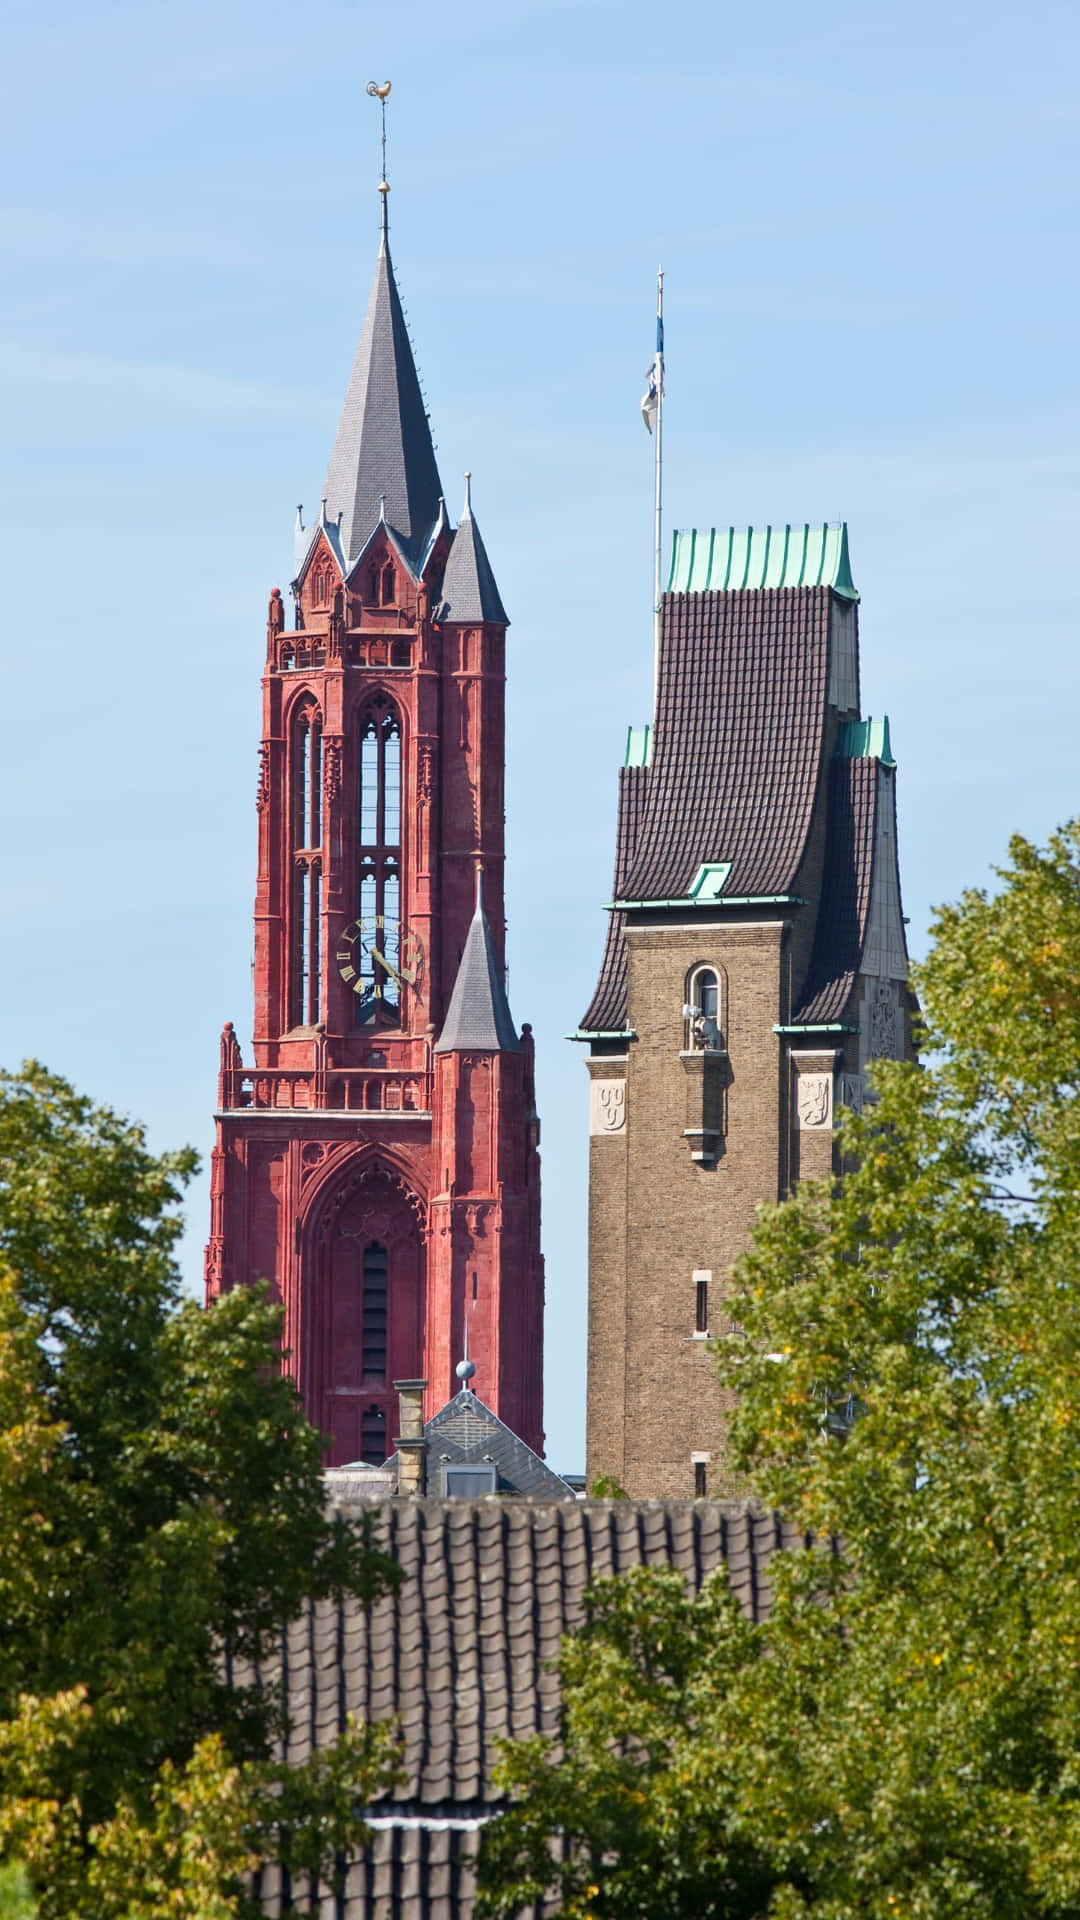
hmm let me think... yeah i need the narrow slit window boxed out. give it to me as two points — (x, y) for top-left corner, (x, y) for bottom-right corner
(695, 1277), (709, 1334)
(694, 1460), (707, 1498)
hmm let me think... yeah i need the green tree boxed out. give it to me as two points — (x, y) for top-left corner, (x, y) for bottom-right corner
(0, 1064), (402, 1918)
(478, 823), (1080, 1920)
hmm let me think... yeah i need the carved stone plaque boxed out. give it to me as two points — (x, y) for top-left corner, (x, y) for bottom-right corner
(796, 1073), (833, 1130)
(590, 1080), (627, 1136)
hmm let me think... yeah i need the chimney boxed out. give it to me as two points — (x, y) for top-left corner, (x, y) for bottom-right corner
(393, 1379), (427, 1495)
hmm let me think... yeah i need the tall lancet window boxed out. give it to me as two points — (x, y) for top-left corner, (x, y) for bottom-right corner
(290, 700), (323, 1027)
(354, 701), (402, 1025)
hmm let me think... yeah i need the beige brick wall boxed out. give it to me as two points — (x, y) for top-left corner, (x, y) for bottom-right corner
(586, 918), (791, 1498)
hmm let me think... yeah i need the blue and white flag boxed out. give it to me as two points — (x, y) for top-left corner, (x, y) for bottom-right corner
(640, 311), (664, 434)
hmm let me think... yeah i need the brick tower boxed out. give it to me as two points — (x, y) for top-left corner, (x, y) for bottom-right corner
(205, 183), (544, 1465)
(576, 525), (912, 1498)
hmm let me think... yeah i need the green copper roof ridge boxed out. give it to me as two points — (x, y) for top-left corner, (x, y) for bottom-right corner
(665, 522), (859, 600)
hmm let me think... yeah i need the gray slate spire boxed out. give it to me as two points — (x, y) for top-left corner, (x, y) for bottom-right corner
(434, 884), (520, 1054)
(438, 474), (509, 624)
(322, 218), (443, 571)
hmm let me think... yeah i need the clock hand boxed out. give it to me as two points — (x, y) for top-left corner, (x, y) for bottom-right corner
(371, 946), (405, 987)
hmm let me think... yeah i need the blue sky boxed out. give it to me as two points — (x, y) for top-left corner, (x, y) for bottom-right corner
(2, 0), (1078, 1469)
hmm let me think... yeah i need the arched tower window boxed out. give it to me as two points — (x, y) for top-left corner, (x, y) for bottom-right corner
(354, 702), (402, 1026)
(684, 965), (722, 1051)
(290, 701), (323, 1027)
(380, 562), (396, 606)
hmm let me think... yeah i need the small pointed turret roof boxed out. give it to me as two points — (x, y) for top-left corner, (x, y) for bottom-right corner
(435, 877), (520, 1054)
(438, 474), (509, 624)
(322, 191), (443, 570)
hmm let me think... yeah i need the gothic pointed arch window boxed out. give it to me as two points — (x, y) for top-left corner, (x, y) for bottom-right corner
(354, 699), (402, 1025)
(380, 561), (396, 606)
(290, 698), (323, 1027)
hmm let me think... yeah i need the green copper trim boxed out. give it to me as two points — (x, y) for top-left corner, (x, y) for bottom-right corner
(774, 1022), (859, 1034)
(835, 715), (895, 767)
(624, 724), (652, 768)
(689, 861), (733, 900)
(609, 893), (806, 911)
(666, 522), (859, 602)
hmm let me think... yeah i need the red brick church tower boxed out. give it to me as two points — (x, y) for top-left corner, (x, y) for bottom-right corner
(205, 180), (544, 1465)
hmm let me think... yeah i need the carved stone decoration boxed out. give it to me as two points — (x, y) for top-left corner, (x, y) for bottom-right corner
(323, 735), (343, 806)
(417, 743), (434, 806)
(267, 587), (285, 636)
(256, 742), (271, 812)
(464, 1200), (491, 1237)
(869, 978), (900, 1060)
(313, 1154), (428, 1245)
(797, 1074), (833, 1130)
(839, 1073), (864, 1115)
(590, 1080), (627, 1136)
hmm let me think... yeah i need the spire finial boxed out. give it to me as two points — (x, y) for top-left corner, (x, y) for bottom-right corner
(367, 80), (392, 250)
(456, 1315), (476, 1386)
(475, 860), (484, 912)
(463, 471), (472, 518)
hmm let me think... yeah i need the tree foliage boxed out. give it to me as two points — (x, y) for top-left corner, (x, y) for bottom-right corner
(0, 1064), (402, 1917)
(479, 823), (1080, 1920)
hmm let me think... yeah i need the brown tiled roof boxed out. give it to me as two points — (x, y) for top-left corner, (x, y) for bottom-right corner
(579, 764), (649, 1033)
(792, 756), (877, 1025)
(247, 1497), (811, 1918)
(620, 588), (832, 903)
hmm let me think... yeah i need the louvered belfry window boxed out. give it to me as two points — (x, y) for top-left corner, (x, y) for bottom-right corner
(290, 701), (323, 1027)
(355, 702), (402, 1025)
(361, 1243), (389, 1379)
(360, 1405), (387, 1467)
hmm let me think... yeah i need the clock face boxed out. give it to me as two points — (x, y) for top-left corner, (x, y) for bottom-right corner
(336, 915), (423, 1021)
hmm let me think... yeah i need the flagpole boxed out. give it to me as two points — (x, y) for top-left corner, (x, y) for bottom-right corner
(652, 265), (664, 716)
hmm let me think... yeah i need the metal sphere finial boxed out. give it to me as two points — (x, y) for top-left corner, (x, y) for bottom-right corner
(456, 1358), (476, 1384)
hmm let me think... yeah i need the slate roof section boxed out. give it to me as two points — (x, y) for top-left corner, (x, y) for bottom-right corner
(787, 752), (903, 1036)
(619, 587), (832, 904)
(415, 1388), (573, 1498)
(792, 756), (879, 1025)
(246, 1498), (815, 1918)
(578, 762), (649, 1034)
(322, 231), (444, 571)
(438, 502), (508, 625)
(434, 900), (520, 1054)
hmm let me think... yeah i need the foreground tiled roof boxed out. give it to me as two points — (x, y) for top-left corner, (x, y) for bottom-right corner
(619, 587), (832, 904)
(247, 1498), (810, 1918)
(793, 756), (879, 1025)
(578, 762), (649, 1034)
